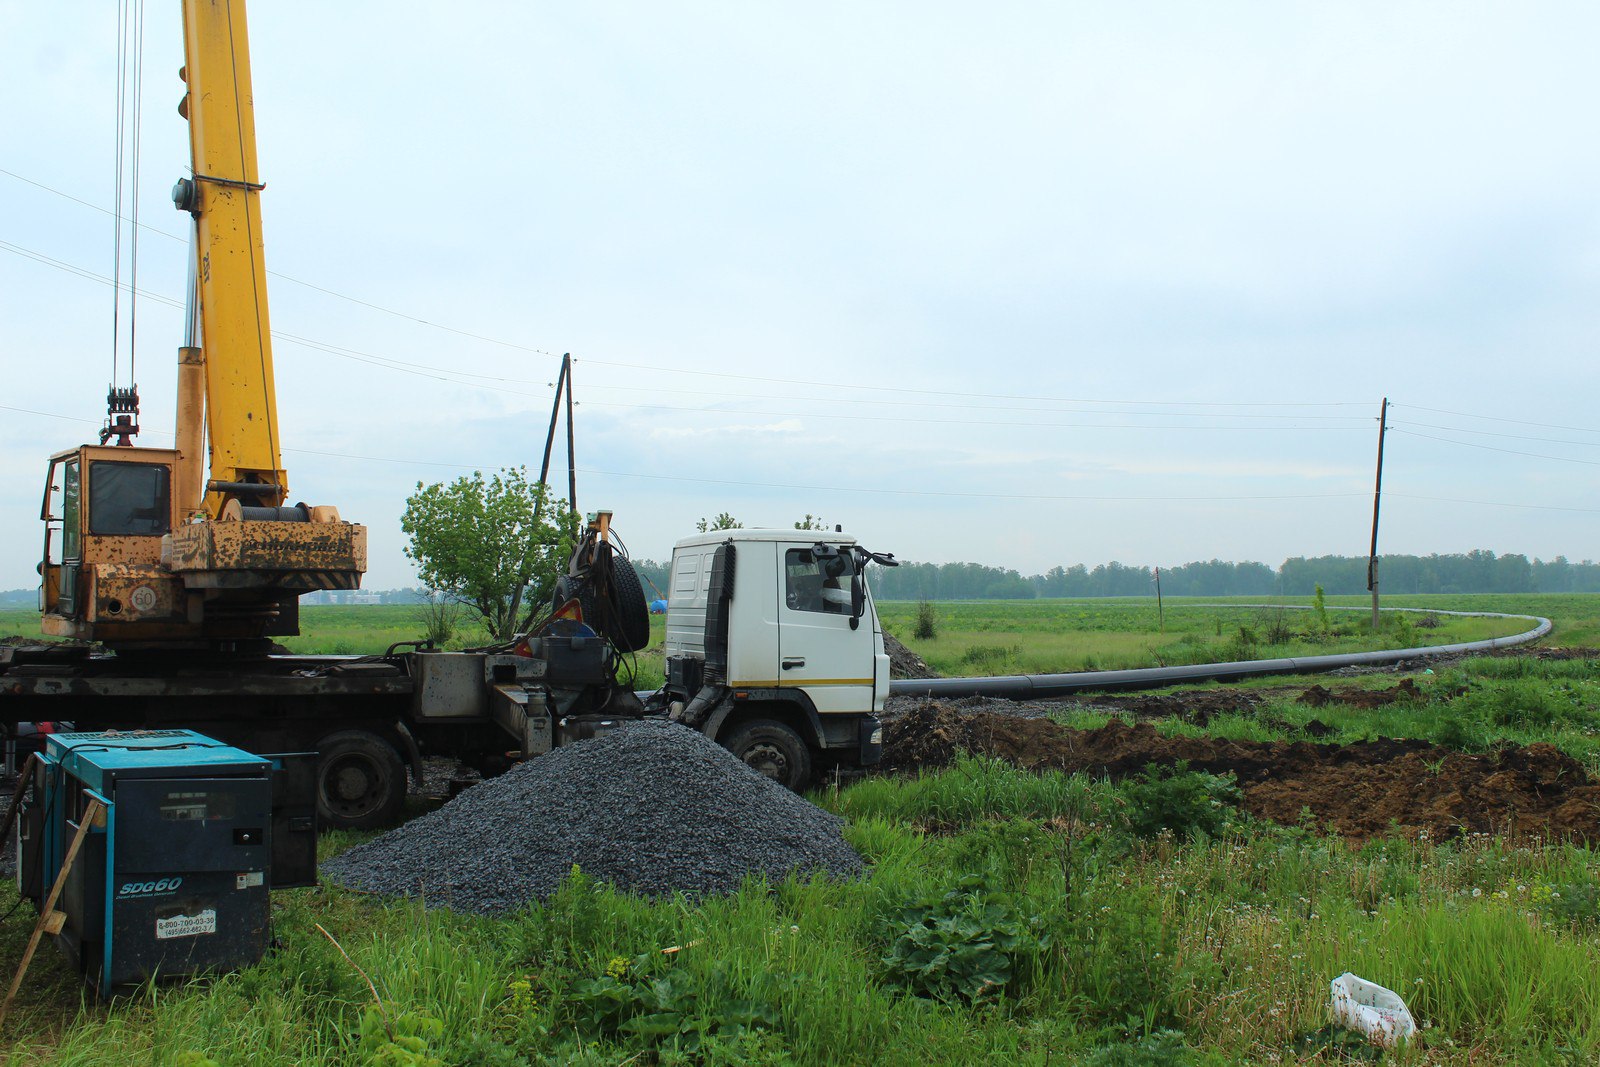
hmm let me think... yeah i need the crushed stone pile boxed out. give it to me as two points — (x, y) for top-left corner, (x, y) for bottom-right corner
(322, 719), (863, 914)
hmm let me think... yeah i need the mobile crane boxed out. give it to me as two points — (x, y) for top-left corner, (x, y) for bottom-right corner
(3, 0), (890, 829)
(39, 0), (363, 650)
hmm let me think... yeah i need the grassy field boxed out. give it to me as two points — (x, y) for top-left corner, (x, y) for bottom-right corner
(0, 595), (1595, 1064)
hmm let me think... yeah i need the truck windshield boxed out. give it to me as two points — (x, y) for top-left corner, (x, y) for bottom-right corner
(785, 548), (855, 615)
(88, 461), (171, 536)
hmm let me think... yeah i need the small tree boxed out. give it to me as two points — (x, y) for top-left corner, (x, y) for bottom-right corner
(696, 512), (743, 533)
(414, 590), (460, 646)
(913, 598), (938, 640)
(401, 467), (574, 641)
(795, 514), (829, 531)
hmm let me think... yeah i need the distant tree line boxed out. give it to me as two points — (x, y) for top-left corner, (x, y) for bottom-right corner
(864, 551), (1600, 600)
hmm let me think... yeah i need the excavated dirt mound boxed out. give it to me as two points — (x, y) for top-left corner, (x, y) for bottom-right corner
(882, 632), (937, 679)
(881, 703), (1600, 843)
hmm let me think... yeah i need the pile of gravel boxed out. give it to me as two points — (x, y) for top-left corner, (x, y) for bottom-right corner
(321, 719), (863, 914)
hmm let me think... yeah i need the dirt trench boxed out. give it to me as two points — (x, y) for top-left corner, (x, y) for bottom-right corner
(880, 702), (1600, 843)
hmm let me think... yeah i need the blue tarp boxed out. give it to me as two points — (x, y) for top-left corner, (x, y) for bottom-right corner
(649, 599), (668, 614)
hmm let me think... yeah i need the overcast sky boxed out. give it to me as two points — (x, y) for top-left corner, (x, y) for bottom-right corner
(4, 2), (1597, 590)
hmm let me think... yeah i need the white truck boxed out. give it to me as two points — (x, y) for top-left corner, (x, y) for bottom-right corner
(650, 529), (898, 789)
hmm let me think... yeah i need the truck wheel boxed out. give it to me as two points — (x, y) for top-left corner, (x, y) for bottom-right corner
(722, 720), (812, 792)
(315, 730), (406, 830)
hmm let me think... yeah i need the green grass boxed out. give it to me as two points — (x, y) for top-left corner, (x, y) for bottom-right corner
(0, 597), (1597, 1062)
(4, 760), (1599, 1064)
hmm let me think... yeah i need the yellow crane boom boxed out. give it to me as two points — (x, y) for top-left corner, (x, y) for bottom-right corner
(174, 0), (287, 517)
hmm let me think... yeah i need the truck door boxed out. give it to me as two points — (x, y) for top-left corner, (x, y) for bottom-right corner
(776, 546), (874, 715)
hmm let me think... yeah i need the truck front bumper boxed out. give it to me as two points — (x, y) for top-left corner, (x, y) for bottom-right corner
(859, 714), (883, 767)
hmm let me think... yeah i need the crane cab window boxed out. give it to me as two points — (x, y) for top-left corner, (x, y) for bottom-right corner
(785, 548), (854, 615)
(43, 457), (81, 563)
(88, 461), (171, 536)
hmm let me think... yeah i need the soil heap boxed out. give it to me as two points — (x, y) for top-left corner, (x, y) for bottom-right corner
(882, 701), (1600, 843)
(882, 632), (937, 679)
(322, 719), (863, 914)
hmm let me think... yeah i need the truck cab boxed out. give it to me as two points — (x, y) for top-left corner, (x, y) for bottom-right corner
(658, 530), (894, 788)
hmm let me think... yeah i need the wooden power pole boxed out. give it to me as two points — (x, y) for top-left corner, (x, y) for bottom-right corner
(1367, 397), (1389, 631)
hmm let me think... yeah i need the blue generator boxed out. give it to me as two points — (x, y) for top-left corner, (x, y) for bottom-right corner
(17, 730), (316, 995)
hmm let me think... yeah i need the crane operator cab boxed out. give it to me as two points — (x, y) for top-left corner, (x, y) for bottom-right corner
(39, 442), (363, 649)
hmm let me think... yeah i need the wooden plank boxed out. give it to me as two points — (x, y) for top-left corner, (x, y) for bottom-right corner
(0, 753), (39, 856)
(0, 795), (104, 1027)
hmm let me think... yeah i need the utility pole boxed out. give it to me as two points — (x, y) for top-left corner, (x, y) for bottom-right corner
(537, 352), (578, 526)
(1153, 566), (1164, 633)
(1367, 397), (1389, 631)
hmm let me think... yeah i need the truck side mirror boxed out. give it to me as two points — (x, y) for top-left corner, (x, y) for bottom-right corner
(849, 573), (864, 630)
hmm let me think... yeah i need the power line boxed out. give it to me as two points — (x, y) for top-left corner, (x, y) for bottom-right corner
(1399, 420), (1600, 449)
(1399, 403), (1600, 437)
(1391, 493), (1600, 515)
(1390, 427), (1600, 468)
(2, 170), (1377, 409)
(3, 238), (1373, 428)
(6, 400), (1594, 514)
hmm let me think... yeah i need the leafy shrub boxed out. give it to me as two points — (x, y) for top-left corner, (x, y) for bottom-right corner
(1086, 1029), (1193, 1066)
(1061, 880), (1202, 1030)
(1537, 879), (1600, 928)
(1260, 610), (1294, 646)
(960, 644), (1023, 672)
(880, 874), (1052, 1003)
(1121, 761), (1242, 840)
(357, 1004), (445, 1067)
(1223, 626), (1257, 661)
(1311, 584), (1330, 632)
(914, 599), (938, 640)
(565, 954), (787, 1054)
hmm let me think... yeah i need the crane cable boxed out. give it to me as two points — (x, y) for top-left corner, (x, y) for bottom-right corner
(108, 0), (146, 427)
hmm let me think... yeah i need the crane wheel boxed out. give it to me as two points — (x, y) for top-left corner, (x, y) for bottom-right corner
(315, 730), (407, 830)
(722, 719), (812, 792)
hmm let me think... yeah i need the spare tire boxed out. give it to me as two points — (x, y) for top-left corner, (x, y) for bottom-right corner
(550, 555), (651, 653)
(608, 555), (651, 652)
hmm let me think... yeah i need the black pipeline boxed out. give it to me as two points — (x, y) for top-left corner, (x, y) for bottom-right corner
(888, 608), (1553, 701)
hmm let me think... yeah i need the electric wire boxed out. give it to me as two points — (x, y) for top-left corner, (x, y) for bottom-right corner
(1399, 421), (1600, 449)
(1399, 403), (1600, 437)
(1, 171), (1376, 411)
(1389, 428), (1600, 468)
(4, 401), (1593, 514)
(2, 236), (1378, 430)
